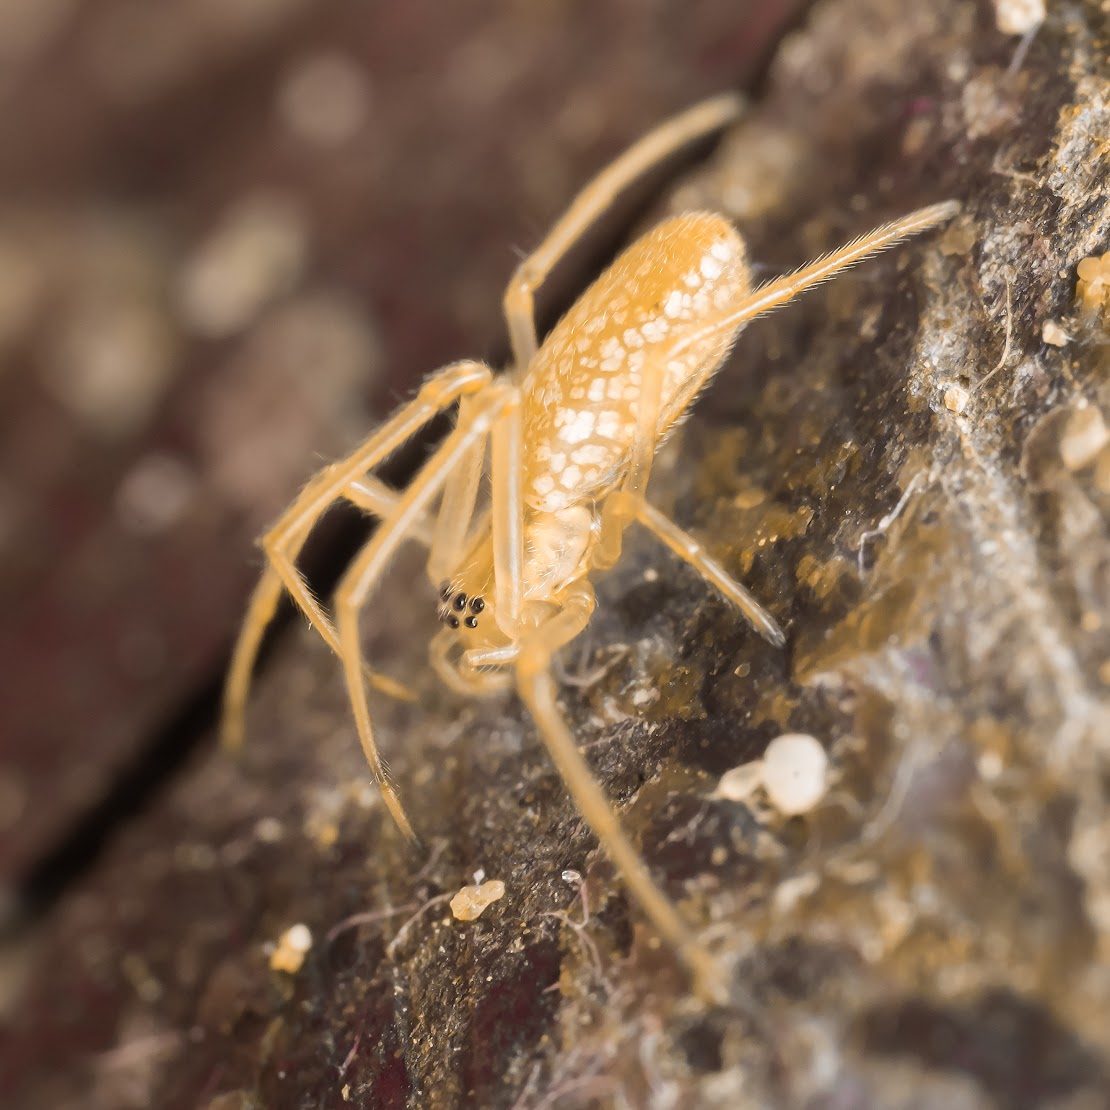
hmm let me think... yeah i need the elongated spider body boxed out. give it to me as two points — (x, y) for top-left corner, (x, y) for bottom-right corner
(223, 92), (957, 1000)
(524, 214), (746, 511)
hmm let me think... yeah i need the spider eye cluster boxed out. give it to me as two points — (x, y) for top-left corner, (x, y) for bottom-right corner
(437, 582), (484, 630)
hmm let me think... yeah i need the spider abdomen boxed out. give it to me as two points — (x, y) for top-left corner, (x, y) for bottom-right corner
(519, 212), (751, 512)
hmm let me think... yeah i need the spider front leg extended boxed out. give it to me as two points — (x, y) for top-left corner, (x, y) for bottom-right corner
(514, 581), (727, 1003)
(334, 383), (519, 841)
(503, 93), (743, 368)
(222, 359), (492, 751)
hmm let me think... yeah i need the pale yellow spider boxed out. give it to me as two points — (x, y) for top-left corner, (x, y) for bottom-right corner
(222, 93), (957, 1000)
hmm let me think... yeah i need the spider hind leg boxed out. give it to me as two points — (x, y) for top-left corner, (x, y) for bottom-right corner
(514, 582), (729, 1004)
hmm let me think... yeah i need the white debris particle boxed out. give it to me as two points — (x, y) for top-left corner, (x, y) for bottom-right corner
(773, 871), (821, 917)
(450, 880), (506, 921)
(713, 761), (764, 803)
(1077, 253), (1110, 319)
(270, 923), (313, 973)
(1041, 320), (1069, 347)
(978, 751), (1004, 781)
(943, 383), (970, 414)
(761, 733), (829, 815)
(1059, 406), (1110, 472)
(992, 0), (1044, 35)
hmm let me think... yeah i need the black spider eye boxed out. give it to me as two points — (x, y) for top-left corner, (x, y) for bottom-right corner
(447, 615), (460, 629)
(439, 581), (451, 599)
(464, 615), (478, 629)
(453, 593), (467, 611)
(469, 597), (484, 613)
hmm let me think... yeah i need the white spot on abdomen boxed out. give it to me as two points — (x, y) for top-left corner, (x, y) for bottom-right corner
(700, 253), (724, 280)
(561, 410), (596, 444)
(595, 410), (622, 438)
(560, 464), (582, 489)
(571, 443), (610, 467)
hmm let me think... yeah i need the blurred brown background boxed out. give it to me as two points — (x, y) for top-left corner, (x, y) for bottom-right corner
(0, 1), (803, 891)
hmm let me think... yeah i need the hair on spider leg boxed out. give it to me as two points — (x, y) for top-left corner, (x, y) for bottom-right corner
(224, 90), (960, 1000)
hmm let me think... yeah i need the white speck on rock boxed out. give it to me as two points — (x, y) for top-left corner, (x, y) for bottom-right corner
(450, 880), (506, 921)
(713, 761), (765, 803)
(270, 923), (313, 973)
(943, 383), (970, 414)
(993, 0), (1044, 36)
(1059, 405), (1109, 472)
(761, 733), (829, 815)
(1041, 319), (1069, 347)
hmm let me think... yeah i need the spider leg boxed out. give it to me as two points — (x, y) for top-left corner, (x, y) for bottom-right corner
(282, 473), (434, 685)
(349, 469), (453, 698)
(503, 93), (744, 368)
(515, 581), (726, 1003)
(426, 357), (529, 635)
(667, 201), (960, 363)
(222, 359), (492, 751)
(334, 383), (518, 840)
(424, 390), (518, 687)
(634, 501), (785, 647)
(491, 382), (525, 634)
(426, 395), (487, 584)
(346, 475), (433, 547)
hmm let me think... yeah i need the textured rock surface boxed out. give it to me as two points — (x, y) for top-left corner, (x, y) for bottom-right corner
(4, 0), (1110, 1107)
